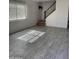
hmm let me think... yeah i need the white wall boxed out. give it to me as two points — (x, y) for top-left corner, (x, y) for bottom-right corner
(46, 0), (69, 28)
(9, 0), (39, 33)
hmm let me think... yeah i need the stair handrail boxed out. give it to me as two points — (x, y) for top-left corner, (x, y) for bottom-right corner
(46, 1), (56, 12)
(44, 1), (56, 19)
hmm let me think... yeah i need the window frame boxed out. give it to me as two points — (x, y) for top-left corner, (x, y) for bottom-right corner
(9, 2), (27, 21)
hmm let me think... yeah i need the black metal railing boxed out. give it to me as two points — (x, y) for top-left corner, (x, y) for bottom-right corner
(44, 1), (56, 19)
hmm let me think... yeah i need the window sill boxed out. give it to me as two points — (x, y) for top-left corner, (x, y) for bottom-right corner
(9, 18), (27, 22)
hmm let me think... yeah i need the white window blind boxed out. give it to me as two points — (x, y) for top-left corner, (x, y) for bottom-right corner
(9, 3), (16, 20)
(9, 2), (27, 20)
(17, 4), (26, 19)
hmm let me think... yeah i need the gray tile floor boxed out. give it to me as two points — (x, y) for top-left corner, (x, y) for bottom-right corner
(9, 26), (69, 59)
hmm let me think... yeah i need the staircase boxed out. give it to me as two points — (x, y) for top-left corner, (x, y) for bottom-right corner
(37, 0), (56, 26)
(37, 20), (46, 26)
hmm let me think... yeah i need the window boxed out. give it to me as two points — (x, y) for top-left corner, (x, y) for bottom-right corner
(9, 3), (27, 20)
(9, 3), (16, 20)
(17, 4), (26, 19)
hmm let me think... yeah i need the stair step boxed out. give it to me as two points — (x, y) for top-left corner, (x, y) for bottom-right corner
(36, 20), (46, 26)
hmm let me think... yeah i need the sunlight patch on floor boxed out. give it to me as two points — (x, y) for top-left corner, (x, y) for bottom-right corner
(17, 30), (45, 43)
